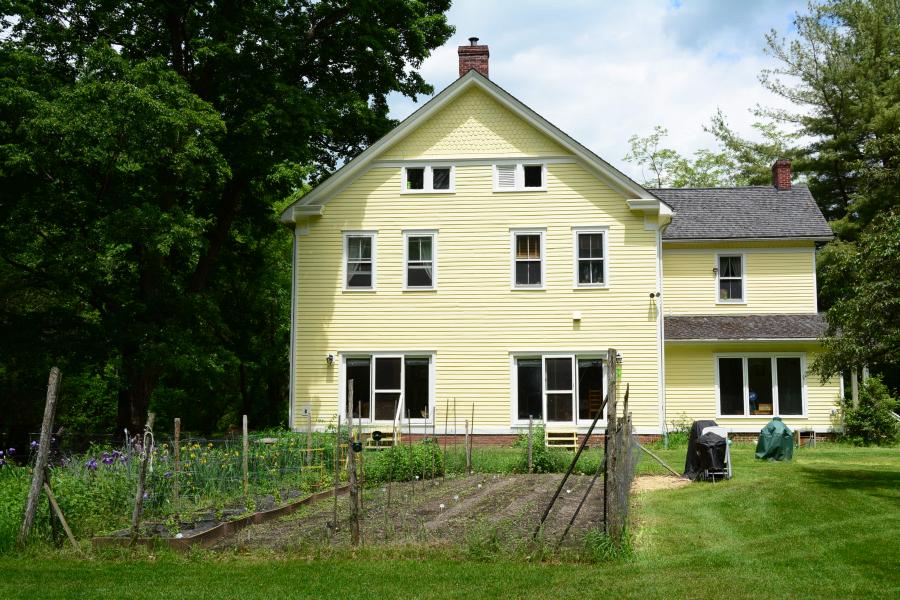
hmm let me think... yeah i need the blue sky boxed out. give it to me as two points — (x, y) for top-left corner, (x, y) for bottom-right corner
(387, 0), (807, 180)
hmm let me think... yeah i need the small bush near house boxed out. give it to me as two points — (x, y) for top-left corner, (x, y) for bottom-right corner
(361, 440), (444, 484)
(513, 426), (570, 473)
(838, 377), (900, 446)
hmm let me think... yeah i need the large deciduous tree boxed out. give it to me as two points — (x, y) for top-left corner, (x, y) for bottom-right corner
(0, 1), (453, 437)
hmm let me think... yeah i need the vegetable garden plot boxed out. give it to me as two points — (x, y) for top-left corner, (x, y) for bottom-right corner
(221, 473), (606, 552)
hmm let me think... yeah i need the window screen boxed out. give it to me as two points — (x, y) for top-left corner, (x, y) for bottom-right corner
(748, 357), (773, 415)
(577, 232), (605, 285)
(718, 358), (744, 415)
(432, 168), (450, 190)
(405, 167), (424, 190)
(777, 358), (803, 415)
(523, 165), (543, 188)
(346, 358), (371, 419)
(404, 358), (430, 419)
(517, 359), (542, 420)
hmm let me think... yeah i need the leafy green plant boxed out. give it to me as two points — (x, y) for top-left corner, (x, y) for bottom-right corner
(837, 377), (900, 446)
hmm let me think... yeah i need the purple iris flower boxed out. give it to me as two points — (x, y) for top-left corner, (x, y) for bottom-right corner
(0, 458), (6, 467)
(0, 450), (4, 457)
(6, 448), (14, 456)
(119, 454), (128, 464)
(102, 453), (115, 466)
(143, 491), (150, 500)
(164, 471), (173, 478)
(30, 440), (39, 450)
(86, 458), (98, 471)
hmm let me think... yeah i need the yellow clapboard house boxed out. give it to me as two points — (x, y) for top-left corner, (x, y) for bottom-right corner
(279, 40), (839, 441)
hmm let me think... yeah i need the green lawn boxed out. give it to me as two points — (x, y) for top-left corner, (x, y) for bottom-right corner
(1, 444), (897, 599)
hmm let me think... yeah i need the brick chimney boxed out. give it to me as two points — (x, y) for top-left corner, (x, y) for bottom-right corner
(458, 37), (489, 78)
(772, 158), (792, 190)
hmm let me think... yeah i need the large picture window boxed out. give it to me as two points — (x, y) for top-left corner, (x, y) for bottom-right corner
(344, 354), (433, 422)
(716, 354), (805, 417)
(515, 355), (606, 424)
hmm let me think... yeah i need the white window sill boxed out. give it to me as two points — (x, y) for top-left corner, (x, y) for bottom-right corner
(342, 288), (377, 293)
(401, 189), (455, 195)
(573, 284), (609, 290)
(716, 300), (746, 305)
(493, 188), (548, 193)
(511, 286), (545, 291)
(402, 288), (437, 292)
(717, 414), (807, 419)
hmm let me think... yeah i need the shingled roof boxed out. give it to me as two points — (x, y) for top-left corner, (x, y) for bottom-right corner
(665, 314), (827, 341)
(655, 186), (833, 241)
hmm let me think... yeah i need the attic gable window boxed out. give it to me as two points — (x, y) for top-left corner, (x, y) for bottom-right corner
(494, 163), (547, 192)
(402, 166), (455, 193)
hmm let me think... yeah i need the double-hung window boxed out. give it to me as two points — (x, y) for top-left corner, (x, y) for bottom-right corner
(404, 231), (437, 289)
(344, 232), (376, 290)
(574, 228), (607, 287)
(344, 354), (433, 422)
(514, 355), (606, 424)
(402, 166), (454, 193)
(494, 163), (547, 191)
(717, 354), (805, 417)
(717, 255), (743, 302)
(512, 229), (545, 288)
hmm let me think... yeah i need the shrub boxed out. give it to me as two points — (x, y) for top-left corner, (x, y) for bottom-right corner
(838, 376), (900, 446)
(361, 441), (444, 484)
(514, 426), (570, 473)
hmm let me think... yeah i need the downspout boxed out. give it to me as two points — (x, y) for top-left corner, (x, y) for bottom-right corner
(288, 223), (299, 431)
(656, 225), (668, 447)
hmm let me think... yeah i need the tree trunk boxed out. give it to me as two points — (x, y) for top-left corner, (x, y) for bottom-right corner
(116, 346), (159, 435)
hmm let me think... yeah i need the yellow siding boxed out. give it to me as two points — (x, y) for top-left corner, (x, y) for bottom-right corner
(382, 87), (569, 159)
(294, 161), (661, 432)
(662, 245), (817, 314)
(664, 342), (840, 432)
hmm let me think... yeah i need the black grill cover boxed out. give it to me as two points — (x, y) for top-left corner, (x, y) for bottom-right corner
(683, 420), (719, 480)
(697, 431), (727, 474)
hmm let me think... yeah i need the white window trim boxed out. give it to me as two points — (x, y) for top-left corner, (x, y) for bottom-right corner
(572, 226), (610, 289)
(402, 230), (438, 291)
(509, 353), (607, 427)
(342, 231), (377, 292)
(714, 352), (808, 419)
(339, 351), (436, 425)
(510, 228), (546, 290)
(400, 165), (455, 194)
(716, 253), (746, 304)
(493, 162), (548, 192)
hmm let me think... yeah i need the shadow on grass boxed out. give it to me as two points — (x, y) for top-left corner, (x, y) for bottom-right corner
(798, 465), (900, 494)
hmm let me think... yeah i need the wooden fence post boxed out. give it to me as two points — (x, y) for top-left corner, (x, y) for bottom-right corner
(130, 412), (155, 544)
(242, 414), (249, 497)
(173, 417), (181, 511)
(464, 419), (471, 474)
(18, 367), (61, 547)
(603, 348), (617, 535)
(306, 410), (313, 465)
(527, 416), (534, 474)
(346, 414), (360, 546)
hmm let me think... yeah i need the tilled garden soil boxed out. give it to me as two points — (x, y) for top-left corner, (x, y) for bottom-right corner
(219, 473), (605, 552)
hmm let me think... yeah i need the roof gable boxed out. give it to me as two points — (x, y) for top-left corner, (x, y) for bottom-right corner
(381, 86), (568, 159)
(280, 71), (664, 223)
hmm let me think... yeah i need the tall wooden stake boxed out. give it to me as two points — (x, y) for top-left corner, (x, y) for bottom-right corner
(130, 412), (155, 544)
(470, 403), (475, 474)
(173, 417), (181, 512)
(603, 348), (617, 534)
(43, 480), (81, 554)
(242, 414), (249, 497)
(346, 414), (360, 546)
(19, 367), (61, 547)
(332, 414), (340, 537)
(527, 416), (534, 474)
(306, 410), (313, 465)
(464, 419), (471, 474)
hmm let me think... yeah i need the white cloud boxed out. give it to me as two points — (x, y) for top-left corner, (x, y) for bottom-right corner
(387, 0), (806, 181)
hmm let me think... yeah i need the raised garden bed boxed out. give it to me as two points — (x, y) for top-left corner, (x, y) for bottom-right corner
(92, 485), (349, 551)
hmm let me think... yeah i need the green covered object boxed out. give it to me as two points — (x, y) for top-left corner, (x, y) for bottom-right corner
(755, 417), (794, 461)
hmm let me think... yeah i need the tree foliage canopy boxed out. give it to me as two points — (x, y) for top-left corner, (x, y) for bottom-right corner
(0, 0), (453, 441)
